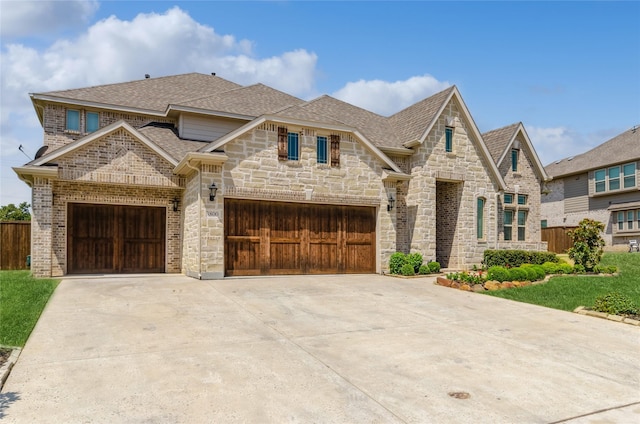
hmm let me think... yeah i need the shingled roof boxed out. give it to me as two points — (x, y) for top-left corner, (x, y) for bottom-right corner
(482, 122), (521, 164)
(137, 122), (208, 161)
(545, 127), (640, 178)
(33, 73), (242, 113)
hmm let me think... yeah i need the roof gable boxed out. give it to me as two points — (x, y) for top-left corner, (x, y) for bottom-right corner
(544, 126), (640, 178)
(32, 120), (178, 167)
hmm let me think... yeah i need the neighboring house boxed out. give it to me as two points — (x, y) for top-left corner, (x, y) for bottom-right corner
(14, 73), (547, 278)
(542, 126), (640, 249)
(483, 123), (549, 249)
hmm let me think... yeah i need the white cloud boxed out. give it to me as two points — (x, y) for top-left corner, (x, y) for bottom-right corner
(332, 74), (451, 116)
(0, 0), (99, 38)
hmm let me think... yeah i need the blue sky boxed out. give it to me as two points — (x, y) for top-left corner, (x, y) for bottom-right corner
(1, 0), (639, 206)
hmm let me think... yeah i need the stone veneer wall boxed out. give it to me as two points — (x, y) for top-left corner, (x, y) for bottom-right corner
(42, 104), (175, 152)
(498, 134), (543, 245)
(210, 124), (395, 275)
(406, 98), (499, 268)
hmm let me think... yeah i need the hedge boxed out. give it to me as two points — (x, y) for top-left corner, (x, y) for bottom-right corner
(483, 249), (558, 268)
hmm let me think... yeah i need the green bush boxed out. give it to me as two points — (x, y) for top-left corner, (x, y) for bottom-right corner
(400, 263), (415, 276)
(542, 261), (560, 274)
(427, 261), (441, 273)
(557, 263), (574, 274)
(573, 264), (586, 274)
(606, 265), (618, 274)
(568, 218), (605, 272)
(407, 253), (423, 273)
(593, 292), (638, 315)
(483, 249), (558, 268)
(521, 264), (545, 281)
(509, 267), (528, 282)
(418, 265), (430, 275)
(389, 252), (406, 275)
(487, 266), (510, 282)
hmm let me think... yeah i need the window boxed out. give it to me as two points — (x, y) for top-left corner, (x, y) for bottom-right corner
(504, 210), (513, 241)
(541, 220), (548, 229)
(86, 112), (99, 133)
(445, 127), (453, 153)
(628, 211), (634, 230)
(624, 163), (636, 188)
(637, 210), (640, 229)
(618, 211), (624, 230)
(595, 169), (606, 193)
(608, 166), (620, 191)
(595, 162), (637, 193)
(503, 193), (513, 204)
(287, 132), (299, 161)
(517, 194), (527, 205)
(66, 109), (80, 131)
(517, 210), (527, 241)
(317, 136), (327, 164)
(511, 149), (519, 172)
(477, 197), (485, 240)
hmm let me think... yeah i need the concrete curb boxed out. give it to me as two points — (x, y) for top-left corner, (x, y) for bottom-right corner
(574, 306), (640, 326)
(0, 347), (21, 390)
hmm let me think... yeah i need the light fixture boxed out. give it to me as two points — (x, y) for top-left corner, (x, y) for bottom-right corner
(209, 182), (218, 201)
(172, 197), (180, 212)
(387, 194), (396, 211)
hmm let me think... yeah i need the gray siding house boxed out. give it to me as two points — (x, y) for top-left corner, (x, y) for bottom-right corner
(542, 126), (640, 248)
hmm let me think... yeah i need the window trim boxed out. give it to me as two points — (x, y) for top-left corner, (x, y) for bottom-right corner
(511, 148), (519, 172)
(477, 197), (485, 240)
(517, 210), (527, 241)
(66, 109), (80, 132)
(504, 210), (513, 241)
(593, 162), (637, 195)
(287, 132), (299, 161)
(86, 111), (99, 133)
(445, 127), (453, 153)
(316, 136), (328, 164)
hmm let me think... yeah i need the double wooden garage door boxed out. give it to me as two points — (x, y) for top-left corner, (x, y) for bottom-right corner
(225, 199), (376, 276)
(68, 203), (166, 274)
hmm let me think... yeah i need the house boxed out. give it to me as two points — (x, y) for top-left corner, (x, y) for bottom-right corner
(483, 123), (550, 249)
(542, 126), (640, 249)
(14, 73), (548, 278)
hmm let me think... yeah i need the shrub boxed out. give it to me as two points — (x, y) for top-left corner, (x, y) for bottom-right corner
(407, 253), (423, 273)
(557, 263), (574, 274)
(483, 249), (558, 268)
(400, 263), (415, 276)
(573, 264), (586, 274)
(606, 265), (618, 274)
(389, 252), (406, 275)
(418, 265), (430, 275)
(593, 292), (638, 315)
(487, 266), (510, 282)
(521, 264), (545, 281)
(568, 218), (605, 272)
(542, 261), (560, 274)
(428, 261), (441, 273)
(509, 267), (528, 282)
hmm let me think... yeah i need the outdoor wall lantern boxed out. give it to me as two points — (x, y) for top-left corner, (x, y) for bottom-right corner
(387, 194), (396, 211)
(172, 197), (180, 212)
(209, 182), (218, 201)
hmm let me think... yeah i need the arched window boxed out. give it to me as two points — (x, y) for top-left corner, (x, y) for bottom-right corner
(477, 197), (486, 240)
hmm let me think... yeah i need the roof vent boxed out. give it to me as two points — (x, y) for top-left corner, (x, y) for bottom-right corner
(145, 74), (150, 79)
(567, 156), (574, 161)
(554, 160), (562, 164)
(211, 72), (216, 76)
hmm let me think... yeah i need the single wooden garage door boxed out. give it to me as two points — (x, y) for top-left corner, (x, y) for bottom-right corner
(225, 199), (376, 276)
(68, 203), (166, 274)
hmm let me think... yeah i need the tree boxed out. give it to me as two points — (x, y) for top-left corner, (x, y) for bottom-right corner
(0, 202), (31, 221)
(568, 218), (605, 272)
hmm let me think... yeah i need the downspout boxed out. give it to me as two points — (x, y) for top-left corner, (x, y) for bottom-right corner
(184, 160), (202, 279)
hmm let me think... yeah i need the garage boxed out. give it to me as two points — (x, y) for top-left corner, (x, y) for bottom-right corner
(225, 199), (376, 276)
(67, 203), (166, 274)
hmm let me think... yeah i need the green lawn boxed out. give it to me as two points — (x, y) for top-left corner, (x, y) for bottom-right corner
(483, 252), (640, 312)
(0, 271), (59, 347)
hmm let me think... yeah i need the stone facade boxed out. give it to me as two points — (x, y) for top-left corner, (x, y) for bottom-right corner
(406, 98), (499, 268)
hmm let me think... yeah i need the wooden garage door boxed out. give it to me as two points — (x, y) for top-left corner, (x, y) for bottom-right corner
(68, 204), (166, 274)
(225, 199), (376, 276)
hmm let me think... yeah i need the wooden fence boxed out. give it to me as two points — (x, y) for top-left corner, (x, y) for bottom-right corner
(541, 226), (576, 254)
(0, 221), (31, 270)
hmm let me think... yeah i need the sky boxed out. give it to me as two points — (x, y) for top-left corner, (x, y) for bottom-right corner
(1, 0), (639, 207)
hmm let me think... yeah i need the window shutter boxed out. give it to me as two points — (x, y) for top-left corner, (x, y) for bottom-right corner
(278, 126), (288, 160)
(330, 134), (340, 167)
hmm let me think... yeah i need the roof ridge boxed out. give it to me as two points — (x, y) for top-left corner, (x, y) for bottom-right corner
(389, 85), (455, 118)
(481, 122), (521, 136)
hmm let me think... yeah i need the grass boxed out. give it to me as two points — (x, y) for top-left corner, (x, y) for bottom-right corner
(0, 270), (59, 347)
(483, 253), (640, 312)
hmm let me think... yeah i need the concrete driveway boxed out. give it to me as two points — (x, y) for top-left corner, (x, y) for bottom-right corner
(1, 274), (639, 423)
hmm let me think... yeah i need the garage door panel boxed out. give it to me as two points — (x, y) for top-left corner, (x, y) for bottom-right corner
(68, 203), (165, 274)
(225, 200), (375, 276)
